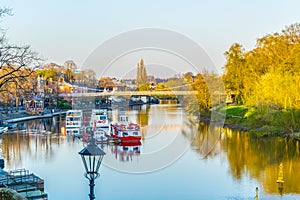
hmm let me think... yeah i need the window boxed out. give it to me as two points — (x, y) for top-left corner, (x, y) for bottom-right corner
(100, 116), (106, 120)
(133, 132), (138, 135)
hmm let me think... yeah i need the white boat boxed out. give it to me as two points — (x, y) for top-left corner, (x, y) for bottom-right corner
(89, 109), (109, 142)
(90, 109), (109, 128)
(66, 110), (83, 136)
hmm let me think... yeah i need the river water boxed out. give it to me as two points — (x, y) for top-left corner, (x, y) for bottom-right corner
(1, 104), (300, 200)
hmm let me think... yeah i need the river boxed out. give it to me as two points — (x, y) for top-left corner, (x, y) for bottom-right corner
(0, 104), (300, 200)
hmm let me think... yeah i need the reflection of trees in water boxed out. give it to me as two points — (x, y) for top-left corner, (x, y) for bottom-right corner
(188, 122), (222, 159)
(131, 105), (150, 140)
(131, 105), (150, 127)
(0, 126), (64, 169)
(222, 128), (300, 194)
(185, 122), (300, 194)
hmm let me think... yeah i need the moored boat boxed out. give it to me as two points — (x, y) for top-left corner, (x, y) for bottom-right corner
(90, 109), (109, 129)
(89, 109), (110, 142)
(25, 97), (44, 115)
(66, 110), (83, 136)
(110, 115), (141, 142)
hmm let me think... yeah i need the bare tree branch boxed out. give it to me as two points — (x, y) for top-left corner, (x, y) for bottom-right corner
(0, 33), (42, 94)
(0, 6), (42, 105)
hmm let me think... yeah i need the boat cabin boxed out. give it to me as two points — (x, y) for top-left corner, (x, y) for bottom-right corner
(65, 110), (83, 137)
(25, 98), (44, 115)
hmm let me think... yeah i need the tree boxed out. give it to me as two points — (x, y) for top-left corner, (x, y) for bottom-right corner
(137, 83), (150, 91)
(0, 7), (41, 95)
(222, 23), (300, 133)
(193, 73), (211, 112)
(223, 43), (246, 104)
(64, 68), (74, 83)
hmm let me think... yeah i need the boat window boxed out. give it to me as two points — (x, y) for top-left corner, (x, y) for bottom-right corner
(68, 117), (74, 121)
(123, 132), (128, 136)
(133, 132), (139, 135)
(123, 147), (129, 151)
(100, 116), (107, 120)
(36, 101), (43, 108)
(119, 116), (128, 122)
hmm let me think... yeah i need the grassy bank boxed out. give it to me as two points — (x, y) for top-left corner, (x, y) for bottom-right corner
(212, 105), (300, 139)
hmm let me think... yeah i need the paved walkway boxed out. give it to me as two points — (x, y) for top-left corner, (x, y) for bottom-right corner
(0, 112), (28, 121)
(1, 109), (66, 123)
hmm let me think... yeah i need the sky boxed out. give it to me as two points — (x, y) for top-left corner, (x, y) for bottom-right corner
(1, 0), (300, 78)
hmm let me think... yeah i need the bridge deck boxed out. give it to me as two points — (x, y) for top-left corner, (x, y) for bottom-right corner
(59, 90), (199, 97)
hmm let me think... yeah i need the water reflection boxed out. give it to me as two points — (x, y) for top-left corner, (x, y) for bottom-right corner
(223, 128), (300, 194)
(16, 116), (64, 134)
(0, 116), (65, 169)
(190, 122), (222, 159)
(108, 142), (141, 162)
(188, 122), (300, 195)
(0, 105), (300, 199)
(1, 131), (64, 169)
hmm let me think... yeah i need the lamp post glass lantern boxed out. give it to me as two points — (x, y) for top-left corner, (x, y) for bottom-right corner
(79, 137), (105, 200)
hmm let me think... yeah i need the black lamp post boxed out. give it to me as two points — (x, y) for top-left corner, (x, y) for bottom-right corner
(79, 134), (105, 200)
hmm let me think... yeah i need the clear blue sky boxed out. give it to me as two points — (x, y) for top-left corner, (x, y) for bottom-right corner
(1, 0), (299, 75)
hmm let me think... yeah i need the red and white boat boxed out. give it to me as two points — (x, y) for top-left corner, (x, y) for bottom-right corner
(110, 115), (142, 143)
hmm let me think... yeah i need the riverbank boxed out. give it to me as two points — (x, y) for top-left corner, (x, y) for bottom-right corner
(1, 109), (66, 123)
(199, 105), (300, 140)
